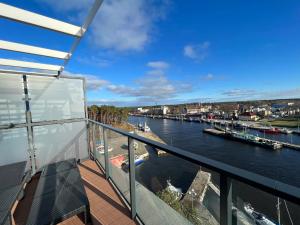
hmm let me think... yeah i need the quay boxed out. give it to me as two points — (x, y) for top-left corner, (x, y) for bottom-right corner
(203, 128), (300, 151)
(134, 129), (168, 156)
(275, 141), (300, 150)
(133, 114), (300, 137)
(183, 169), (253, 225)
(182, 169), (218, 225)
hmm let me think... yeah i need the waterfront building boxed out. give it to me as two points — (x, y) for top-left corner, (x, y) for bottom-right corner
(239, 112), (260, 121)
(137, 107), (150, 114)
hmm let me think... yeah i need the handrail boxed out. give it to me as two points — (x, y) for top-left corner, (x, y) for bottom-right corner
(88, 119), (300, 205)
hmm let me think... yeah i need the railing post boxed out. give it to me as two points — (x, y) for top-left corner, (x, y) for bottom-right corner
(128, 137), (136, 219)
(103, 127), (110, 180)
(92, 123), (96, 158)
(220, 174), (232, 225)
(23, 75), (36, 175)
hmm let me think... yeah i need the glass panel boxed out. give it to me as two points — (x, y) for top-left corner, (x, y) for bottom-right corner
(233, 179), (300, 225)
(94, 124), (105, 168)
(134, 141), (220, 225)
(107, 129), (130, 202)
(28, 76), (85, 122)
(33, 121), (88, 170)
(0, 74), (25, 125)
(0, 128), (30, 170)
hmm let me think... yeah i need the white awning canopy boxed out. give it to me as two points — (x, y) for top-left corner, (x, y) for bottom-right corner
(0, 1), (103, 76)
(0, 40), (70, 59)
(0, 58), (63, 71)
(0, 3), (83, 37)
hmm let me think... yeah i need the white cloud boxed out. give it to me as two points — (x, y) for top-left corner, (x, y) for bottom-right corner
(37, 0), (92, 12)
(147, 61), (169, 70)
(184, 41), (210, 62)
(221, 87), (300, 100)
(222, 89), (257, 97)
(63, 71), (109, 91)
(147, 70), (165, 76)
(38, 0), (170, 51)
(106, 74), (193, 103)
(77, 56), (111, 68)
(202, 73), (214, 80)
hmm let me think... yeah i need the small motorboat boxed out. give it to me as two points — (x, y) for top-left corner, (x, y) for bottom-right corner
(244, 203), (276, 225)
(280, 128), (293, 134)
(259, 127), (280, 134)
(96, 144), (113, 154)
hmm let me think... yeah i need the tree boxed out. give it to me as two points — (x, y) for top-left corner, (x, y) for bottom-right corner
(157, 189), (205, 225)
(88, 105), (129, 125)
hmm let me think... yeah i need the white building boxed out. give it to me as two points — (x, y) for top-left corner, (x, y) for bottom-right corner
(137, 107), (149, 113)
(161, 106), (169, 115)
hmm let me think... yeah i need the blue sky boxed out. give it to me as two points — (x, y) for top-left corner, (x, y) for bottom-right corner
(1, 0), (300, 106)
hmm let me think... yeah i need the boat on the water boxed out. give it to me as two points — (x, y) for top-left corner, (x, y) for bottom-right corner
(259, 127), (280, 134)
(166, 180), (182, 200)
(142, 122), (151, 132)
(280, 128), (293, 134)
(137, 122), (143, 130)
(223, 129), (283, 150)
(244, 203), (277, 225)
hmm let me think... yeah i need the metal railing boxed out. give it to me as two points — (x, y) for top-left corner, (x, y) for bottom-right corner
(88, 119), (300, 225)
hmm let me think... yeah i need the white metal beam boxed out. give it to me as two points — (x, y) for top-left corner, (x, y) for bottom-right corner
(0, 3), (83, 37)
(0, 58), (62, 71)
(0, 40), (70, 59)
(60, 0), (103, 75)
(0, 69), (58, 77)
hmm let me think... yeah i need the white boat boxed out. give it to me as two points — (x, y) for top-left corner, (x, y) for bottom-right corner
(137, 123), (143, 130)
(142, 122), (151, 132)
(166, 180), (182, 200)
(121, 154), (145, 171)
(280, 128), (293, 134)
(244, 203), (276, 225)
(96, 144), (113, 154)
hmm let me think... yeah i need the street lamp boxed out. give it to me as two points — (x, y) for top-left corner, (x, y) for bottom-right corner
(188, 188), (197, 209)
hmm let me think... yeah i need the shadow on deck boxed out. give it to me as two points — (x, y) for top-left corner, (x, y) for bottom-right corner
(13, 160), (137, 225)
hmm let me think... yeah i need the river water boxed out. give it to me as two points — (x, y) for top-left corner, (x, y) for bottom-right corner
(129, 116), (300, 224)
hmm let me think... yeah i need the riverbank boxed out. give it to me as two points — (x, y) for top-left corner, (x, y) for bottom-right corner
(128, 115), (300, 224)
(127, 122), (168, 156)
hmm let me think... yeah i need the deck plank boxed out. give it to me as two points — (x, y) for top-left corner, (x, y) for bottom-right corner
(13, 160), (137, 225)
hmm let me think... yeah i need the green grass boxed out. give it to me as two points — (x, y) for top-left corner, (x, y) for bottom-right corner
(268, 119), (300, 128)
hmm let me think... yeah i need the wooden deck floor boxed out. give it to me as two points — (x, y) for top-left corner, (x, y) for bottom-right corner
(13, 160), (137, 225)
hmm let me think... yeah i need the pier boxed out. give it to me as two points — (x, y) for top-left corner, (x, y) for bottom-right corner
(182, 169), (219, 225)
(203, 128), (300, 151)
(183, 169), (253, 225)
(183, 169), (211, 203)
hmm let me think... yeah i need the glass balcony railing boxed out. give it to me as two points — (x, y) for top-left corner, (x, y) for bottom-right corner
(88, 119), (300, 225)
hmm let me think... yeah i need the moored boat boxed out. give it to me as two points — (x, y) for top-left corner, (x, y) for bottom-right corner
(244, 203), (276, 225)
(121, 155), (145, 171)
(166, 180), (182, 200)
(280, 128), (293, 134)
(259, 127), (280, 134)
(227, 131), (283, 150)
(96, 143), (113, 154)
(142, 122), (151, 132)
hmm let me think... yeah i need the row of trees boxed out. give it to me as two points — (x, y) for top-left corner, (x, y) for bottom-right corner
(88, 105), (129, 125)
